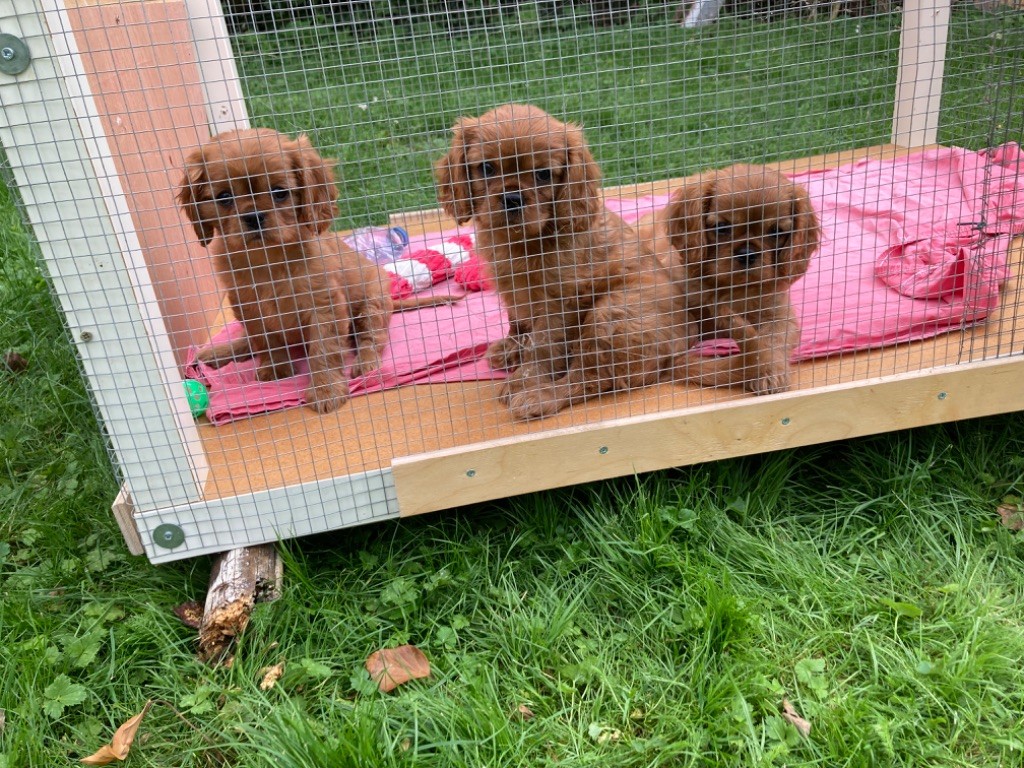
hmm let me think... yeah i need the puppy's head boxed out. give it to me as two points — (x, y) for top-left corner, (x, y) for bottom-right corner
(434, 103), (602, 238)
(664, 164), (819, 291)
(177, 128), (339, 250)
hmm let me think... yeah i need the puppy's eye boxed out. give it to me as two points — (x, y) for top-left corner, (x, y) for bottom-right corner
(270, 187), (290, 202)
(534, 168), (553, 184)
(710, 221), (731, 239)
(478, 162), (496, 179)
(215, 190), (233, 208)
(768, 226), (790, 243)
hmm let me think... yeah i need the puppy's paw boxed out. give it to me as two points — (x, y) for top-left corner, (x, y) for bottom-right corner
(306, 374), (350, 413)
(506, 387), (568, 421)
(257, 359), (296, 381)
(349, 351), (383, 379)
(745, 366), (790, 396)
(487, 336), (524, 371)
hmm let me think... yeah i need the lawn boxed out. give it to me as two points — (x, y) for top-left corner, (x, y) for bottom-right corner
(2, 5), (1024, 767)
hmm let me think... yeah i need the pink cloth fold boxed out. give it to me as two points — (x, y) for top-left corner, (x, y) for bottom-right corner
(186, 144), (1024, 424)
(186, 289), (508, 425)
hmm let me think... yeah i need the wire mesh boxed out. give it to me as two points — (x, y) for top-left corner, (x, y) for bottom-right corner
(0, 0), (1022, 559)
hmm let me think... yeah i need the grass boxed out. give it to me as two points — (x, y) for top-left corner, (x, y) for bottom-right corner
(2, 5), (1024, 766)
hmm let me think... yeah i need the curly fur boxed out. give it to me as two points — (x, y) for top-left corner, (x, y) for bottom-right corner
(177, 127), (395, 413)
(435, 104), (704, 420)
(638, 163), (820, 394)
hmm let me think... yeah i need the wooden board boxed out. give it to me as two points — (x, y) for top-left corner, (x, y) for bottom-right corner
(66, 0), (223, 366)
(187, 144), (1024, 510)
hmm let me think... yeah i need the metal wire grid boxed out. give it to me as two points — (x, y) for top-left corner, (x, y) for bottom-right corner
(0, 0), (1022, 559)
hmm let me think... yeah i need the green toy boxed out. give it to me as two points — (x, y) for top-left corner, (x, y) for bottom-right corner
(183, 379), (210, 419)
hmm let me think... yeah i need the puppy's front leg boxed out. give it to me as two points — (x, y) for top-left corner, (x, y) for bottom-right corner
(487, 318), (531, 372)
(196, 335), (255, 369)
(497, 326), (571, 402)
(304, 309), (350, 413)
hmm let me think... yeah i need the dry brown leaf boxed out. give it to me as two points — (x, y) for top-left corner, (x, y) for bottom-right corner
(172, 600), (204, 630)
(80, 700), (153, 765)
(781, 698), (811, 738)
(2, 351), (28, 373)
(365, 645), (431, 692)
(514, 704), (535, 720)
(259, 662), (285, 690)
(997, 503), (1024, 531)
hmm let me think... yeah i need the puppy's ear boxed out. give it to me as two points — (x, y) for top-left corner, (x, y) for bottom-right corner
(560, 122), (602, 228)
(435, 118), (477, 224)
(290, 134), (339, 234)
(783, 182), (819, 281)
(664, 176), (713, 266)
(177, 148), (217, 247)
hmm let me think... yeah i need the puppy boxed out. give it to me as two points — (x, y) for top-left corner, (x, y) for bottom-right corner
(639, 164), (819, 394)
(178, 128), (443, 413)
(434, 103), (705, 420)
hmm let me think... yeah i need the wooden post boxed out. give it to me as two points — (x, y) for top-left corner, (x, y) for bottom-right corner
(892, 0), (952, 148)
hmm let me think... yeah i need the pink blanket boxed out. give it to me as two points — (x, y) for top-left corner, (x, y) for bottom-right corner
(187, 144), (1024, 425)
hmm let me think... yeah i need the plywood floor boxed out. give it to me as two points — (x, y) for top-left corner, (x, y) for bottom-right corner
(193, 145), (1024, 501)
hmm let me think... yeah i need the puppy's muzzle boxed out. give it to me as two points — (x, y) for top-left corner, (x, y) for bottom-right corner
(734, 245), (760, 269)
(501, 192), (524, 213)
(241, 211), (267, 233)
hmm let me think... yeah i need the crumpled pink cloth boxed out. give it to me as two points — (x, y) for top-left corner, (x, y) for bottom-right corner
(186, 289), (507, 425)
(187, 144), (1024, 424)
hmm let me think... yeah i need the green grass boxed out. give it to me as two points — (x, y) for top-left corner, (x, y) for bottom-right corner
(3, 7), (1024, 767)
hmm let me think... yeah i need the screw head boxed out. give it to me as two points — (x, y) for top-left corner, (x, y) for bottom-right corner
(152, 523), (185, 549)
(0, 35), (31, 75)
(598, 446), (609, 454)
(79, 331), (93, 342)
(466, 469), (476, 478)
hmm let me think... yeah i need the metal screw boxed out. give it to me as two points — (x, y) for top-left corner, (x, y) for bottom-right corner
(598, 446), (608, 454)
(466, 469), (476, 478)
(1, 48), (14, 61)
(79, 331), (93, 342)
(781, 417), (791, 426)
(938, 392), (947, 400)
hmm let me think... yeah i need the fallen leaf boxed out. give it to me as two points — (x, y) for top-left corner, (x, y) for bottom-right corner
(514, 704), (535, 720)
(587, 723), (622, 744)
(365, 645), (430, 692)
(172, 601), (204, 630)
(997, 502), (1024, 531)
(781, 698), (811, 738)
(2, 351), (28, 373)
(80, 700), (152, 765)
(259, 662), (285, 690)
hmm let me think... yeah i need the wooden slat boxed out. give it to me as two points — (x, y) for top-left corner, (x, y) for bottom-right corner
(392, 356), (1024, 515)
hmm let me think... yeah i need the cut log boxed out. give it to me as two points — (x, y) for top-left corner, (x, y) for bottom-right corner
(197, 544), (282, 662)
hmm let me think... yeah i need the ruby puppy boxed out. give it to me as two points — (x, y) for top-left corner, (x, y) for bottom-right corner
(434, 103), (704, 420)
(640, 163), (820, 394)
(178, 128), (397, 413)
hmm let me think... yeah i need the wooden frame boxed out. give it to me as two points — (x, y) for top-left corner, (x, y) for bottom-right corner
(1, 0), (1020, 563)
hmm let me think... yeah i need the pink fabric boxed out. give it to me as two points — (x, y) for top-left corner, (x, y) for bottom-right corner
(186, 144), (1024, 424)
(186, 289), (507, 425)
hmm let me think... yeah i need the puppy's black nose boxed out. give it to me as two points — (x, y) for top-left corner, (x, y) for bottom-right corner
(501, 192), (524, 212)
(241, 211), (266, 232)
(734, 246), (759, 268)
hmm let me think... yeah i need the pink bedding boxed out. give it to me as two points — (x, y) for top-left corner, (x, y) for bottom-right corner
(186, 143), (1024, 425)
